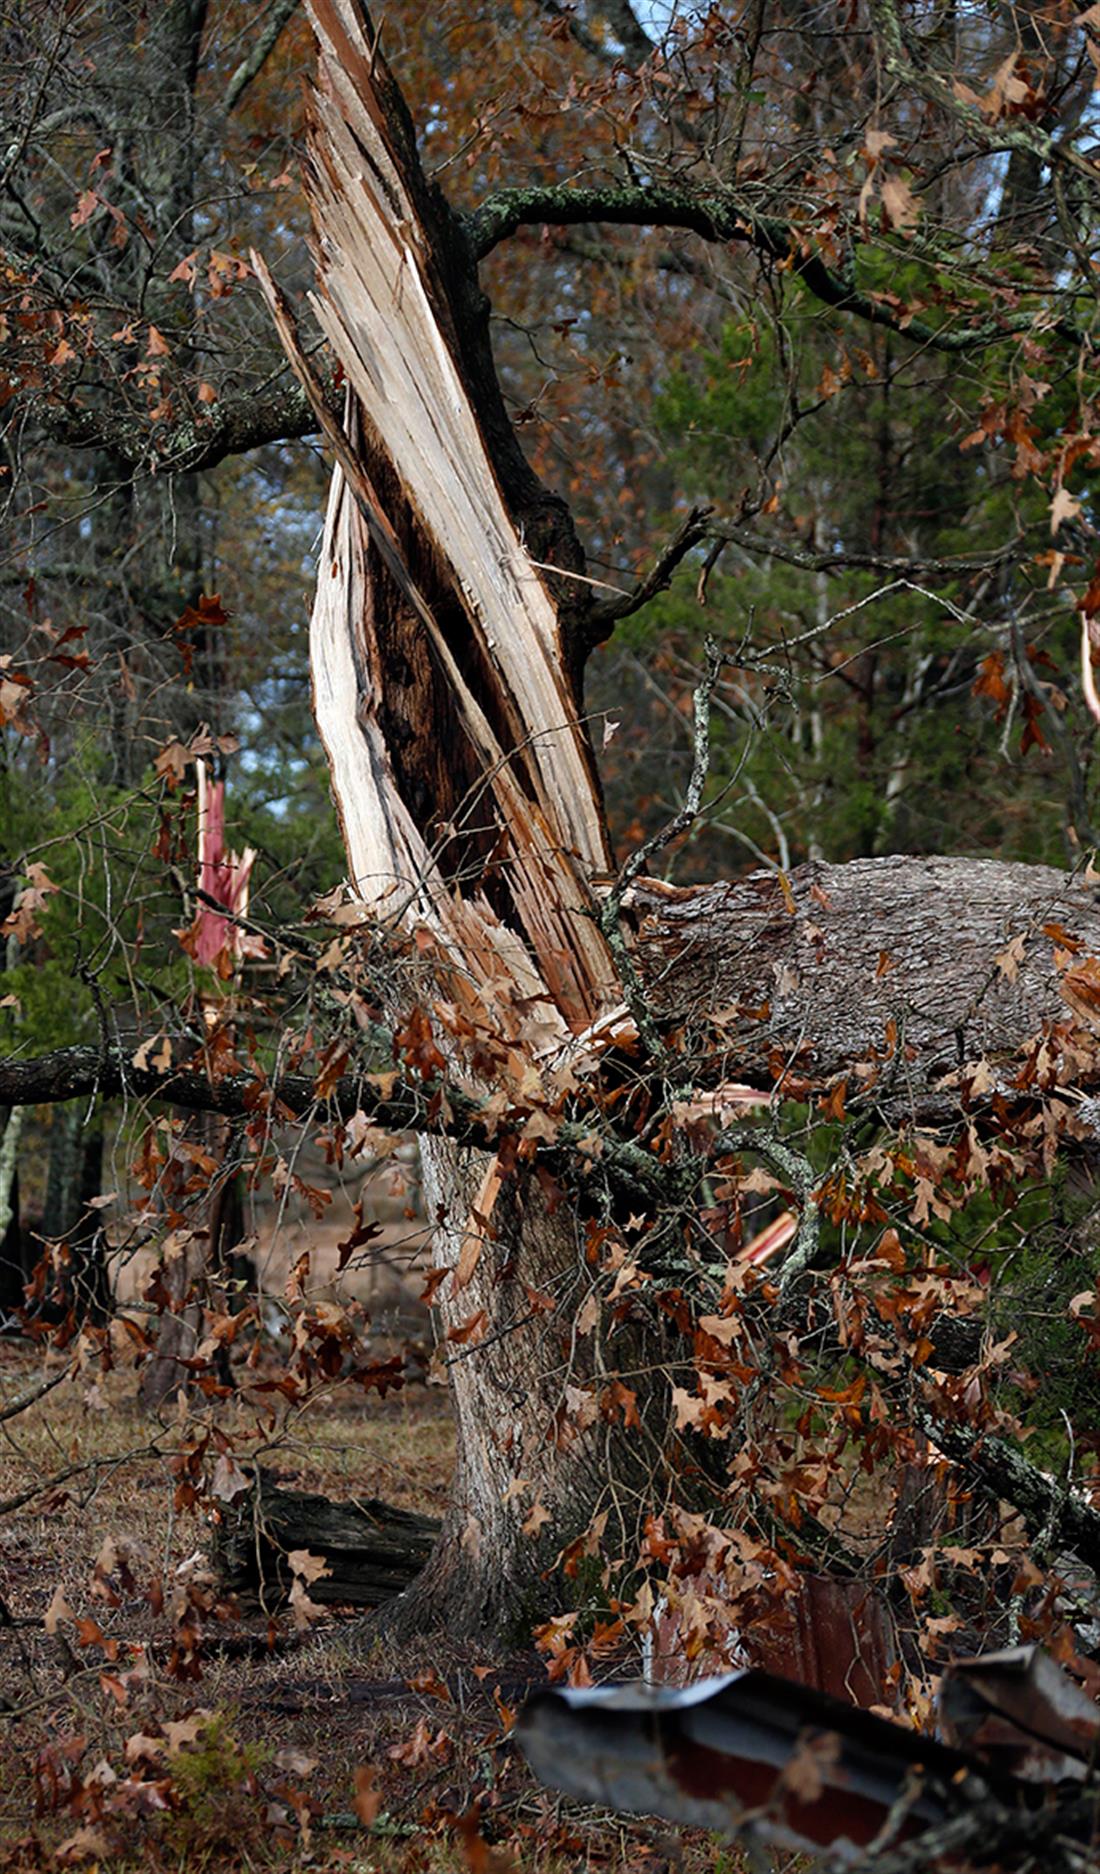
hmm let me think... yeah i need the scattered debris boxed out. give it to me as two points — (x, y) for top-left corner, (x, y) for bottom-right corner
(518, 1648), (1100, 1866)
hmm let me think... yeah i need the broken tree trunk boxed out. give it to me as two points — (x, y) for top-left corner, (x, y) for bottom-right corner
(256, 0), (665, 1640)
(254, 0), (1100, 1642)
(213, 1470), (439, 1609)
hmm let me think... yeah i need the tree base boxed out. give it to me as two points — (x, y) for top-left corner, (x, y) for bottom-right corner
(374, 1523), (544, 1643)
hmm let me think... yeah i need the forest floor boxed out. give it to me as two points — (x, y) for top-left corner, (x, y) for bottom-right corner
(0, 1337), (736, 1874)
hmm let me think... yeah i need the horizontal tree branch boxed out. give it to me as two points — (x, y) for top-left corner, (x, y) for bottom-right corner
(917, 1397), (1100, 1577)
(466, 185), (1085, 352)
(0, 1043), (671, 1204)
(37, 362), (338, 476)
(587, 503), (712, 638)
(633, 854), (1100, 1108)
(4, 852), (1098, 1138)
(0, 1441), (162, 1520)
(0, 1365), (67, 1425)
(0, 1041), (478, 1130)
(710, 522), (1029, 581)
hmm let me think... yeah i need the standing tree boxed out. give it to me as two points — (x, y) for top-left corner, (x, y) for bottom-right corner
(6, 0), (1100, 1662)
(249, 0), (1100, 1639)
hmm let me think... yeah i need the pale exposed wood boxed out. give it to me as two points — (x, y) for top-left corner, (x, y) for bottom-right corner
(307, 456), (445, 924)
(306, 0), (605, 871)
(254, 277), (604, 1031)
(257, 0), (620, 1040)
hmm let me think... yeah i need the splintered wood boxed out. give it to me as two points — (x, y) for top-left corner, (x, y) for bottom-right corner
(256, 0), (623, 1052)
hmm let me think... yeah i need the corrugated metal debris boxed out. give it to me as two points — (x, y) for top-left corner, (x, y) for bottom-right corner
(518, 1647), (1099, 1866)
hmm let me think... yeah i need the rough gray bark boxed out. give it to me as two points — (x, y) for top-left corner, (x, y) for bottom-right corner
(382, 1137), (662, 1639)
(138, 1227), (207, 1410)
(633, 855), (1100, 1108)
(915, 1403), (1100, 1579)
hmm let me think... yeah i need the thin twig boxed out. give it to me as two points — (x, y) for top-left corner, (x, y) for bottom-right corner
(587, 505), (713, 637)
(0, 1365), (69, 1425)
(599, 637), (723, 1061)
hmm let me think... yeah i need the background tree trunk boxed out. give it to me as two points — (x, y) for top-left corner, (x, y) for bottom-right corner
(141, 1114), (246, 1408)
(0, 1144), (28, 1322)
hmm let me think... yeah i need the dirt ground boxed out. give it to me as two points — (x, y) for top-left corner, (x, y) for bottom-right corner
(0, 1134), (745, 1873)
(0, 1324), (735, 1874)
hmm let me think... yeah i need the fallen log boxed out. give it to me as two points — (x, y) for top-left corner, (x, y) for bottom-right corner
(212, 1470), (439, 1609)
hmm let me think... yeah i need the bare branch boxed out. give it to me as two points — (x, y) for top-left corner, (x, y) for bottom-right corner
(710, 522), (1028, 581)
(0, 1366), (67, 1426)
(465, 185), (1087, 352)
(587, 504), (712, 639)
(0, 1043), (670, 1204)
(870, 0), (1100, 190)
(609, 636), (723, 906)
(0, 1442), (162, 1520)
(35, 361), (338, 475)
(0, 1041), (470, 1130)
(916, 1395), (1100, 1577)
(222, 0), (302, 119)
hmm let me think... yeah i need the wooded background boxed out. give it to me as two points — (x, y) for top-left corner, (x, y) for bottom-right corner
(4, 2), (1100, 1866)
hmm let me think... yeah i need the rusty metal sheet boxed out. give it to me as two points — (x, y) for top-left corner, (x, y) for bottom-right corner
(647, 1574), (896, 1702)
(517, 1668), (995, 1865)
(939, 1645), (1100, 1783)
(754, 1575), (897, 1706)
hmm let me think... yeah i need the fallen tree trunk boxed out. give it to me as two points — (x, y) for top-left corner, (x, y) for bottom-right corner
(633, 855), (1100, 1112)
(212, 1470), (440, 1610)
(6, 852), (1100, 1123)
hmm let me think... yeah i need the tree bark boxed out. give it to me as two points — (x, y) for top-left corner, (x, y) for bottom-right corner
(248, 0), (1100, 1642)
(31, 1105), (110, 1325)
(631, 856), (1100, 1110)
(140, 1114), (246, 1409)
(213, 1470), (439, 1610)
(253, 0), (661, 1637)
(139, 1226), (207, 1410)
(384, 1137), (663, 1639)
